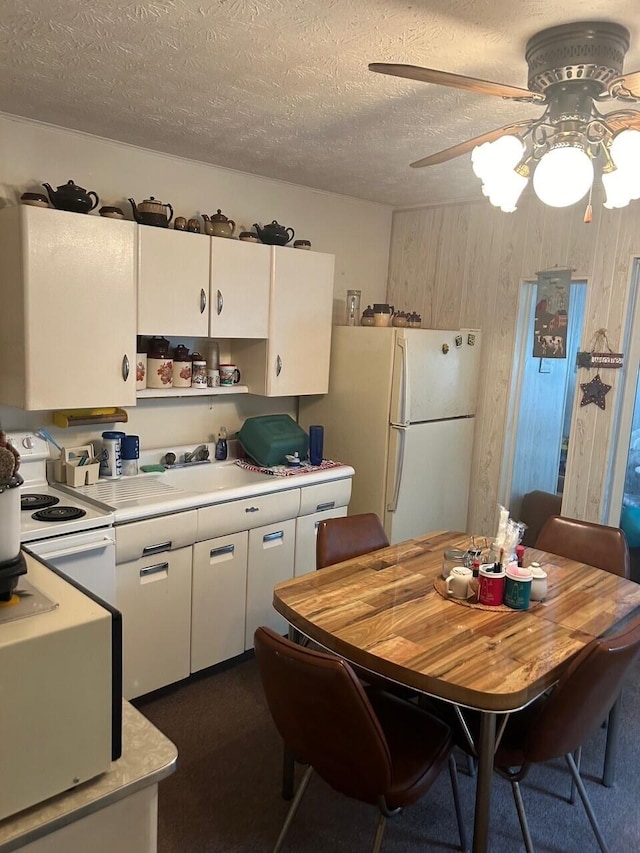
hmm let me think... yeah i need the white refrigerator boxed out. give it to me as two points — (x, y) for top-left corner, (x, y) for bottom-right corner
(299, 326), (481, 544)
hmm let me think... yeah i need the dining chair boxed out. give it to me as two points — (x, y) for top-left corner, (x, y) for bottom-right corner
(254, 626), (468, 853)
(316, 512), (390, 570)
(534, 514), (631, 789)
(440, 616), (640, 853)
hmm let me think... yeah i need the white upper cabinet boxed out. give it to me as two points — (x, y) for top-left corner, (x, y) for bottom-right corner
(0, 206), (137, 410)
(209, 238), (270, 338)
(137, 227), (210, 337)
(233, 247), (335, 396)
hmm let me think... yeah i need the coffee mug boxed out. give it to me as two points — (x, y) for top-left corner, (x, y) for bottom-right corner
(445, 566), (472, 600)
(478, 566), (506, 606)
(207, 369), (220, 388)
(219, 364), (241, 386)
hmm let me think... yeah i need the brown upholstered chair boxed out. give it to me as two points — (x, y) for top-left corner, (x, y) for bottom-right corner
(442, 616), (640, 853)
(535, 515), (631, 789)
(316, 512), (390, 570)
(519, 490), (563, 547)
(254, 626), (467, 853)
(535, 515), (630, 578)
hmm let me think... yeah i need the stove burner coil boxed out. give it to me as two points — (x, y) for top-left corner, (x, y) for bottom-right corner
(21, 494), (60, 511)
(31, 506), (87, 523)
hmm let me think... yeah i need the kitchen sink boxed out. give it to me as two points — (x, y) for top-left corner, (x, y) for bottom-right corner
(159, 461), (269, 493)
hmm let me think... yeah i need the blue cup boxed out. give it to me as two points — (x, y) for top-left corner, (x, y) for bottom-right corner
(309, 425), (324, 466)
(504, 569), (532, 610)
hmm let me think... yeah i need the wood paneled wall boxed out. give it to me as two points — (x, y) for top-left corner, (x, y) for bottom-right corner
(387, 193), (640, 535)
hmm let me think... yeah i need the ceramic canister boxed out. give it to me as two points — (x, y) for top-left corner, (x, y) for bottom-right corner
(503, 567), (532, 610)
(100, 431), (124, 479)
(529, 563), (548, 601)
(478, 566), (506, 606)
(172, 345), (192, 388)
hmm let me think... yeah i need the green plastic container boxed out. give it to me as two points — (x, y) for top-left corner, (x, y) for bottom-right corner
(237, 415), (309, 467)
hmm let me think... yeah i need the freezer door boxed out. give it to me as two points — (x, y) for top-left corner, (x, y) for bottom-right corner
(390, 329), (481, 423)
(384, 417), (475, 544)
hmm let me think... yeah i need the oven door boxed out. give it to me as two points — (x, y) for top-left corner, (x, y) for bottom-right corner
(27, 528), (117, 606)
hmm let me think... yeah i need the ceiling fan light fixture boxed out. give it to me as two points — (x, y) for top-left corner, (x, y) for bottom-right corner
(471, 136), (525, 181)
(532, 145), (594, 207)
(481, 169), (529, 213)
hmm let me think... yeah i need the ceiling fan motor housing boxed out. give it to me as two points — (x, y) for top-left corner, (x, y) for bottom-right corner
(525, 21), (630, 95)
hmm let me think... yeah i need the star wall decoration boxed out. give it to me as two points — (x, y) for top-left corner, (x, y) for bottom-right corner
(580, 373), (612, 410)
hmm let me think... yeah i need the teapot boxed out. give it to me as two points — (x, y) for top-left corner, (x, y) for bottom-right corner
(128, 196), (174, 228)
(253, 220), (295, 246)
(42, 180), (99, 214)
(202, 209), (236, 238)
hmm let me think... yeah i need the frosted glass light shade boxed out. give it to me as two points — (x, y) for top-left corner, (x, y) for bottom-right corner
(482, 170), (528, 212)
(472, 136), (525, 181)
(532, 146), (594, 207)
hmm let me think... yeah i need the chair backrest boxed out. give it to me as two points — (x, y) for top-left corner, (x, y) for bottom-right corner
(254, 626), (392, 804)
(520, 490), (563, 546)
(524, 616), (640, 763)
(316, 513), (389, 570)
(535, 515), (630, 578)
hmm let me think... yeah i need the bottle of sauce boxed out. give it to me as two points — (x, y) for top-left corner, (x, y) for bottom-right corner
(215, 427), (228, 461)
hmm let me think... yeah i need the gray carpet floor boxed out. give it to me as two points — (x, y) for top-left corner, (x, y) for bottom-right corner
(135, 657), (640, 852)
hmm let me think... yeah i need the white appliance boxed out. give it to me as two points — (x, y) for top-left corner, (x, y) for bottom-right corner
(0, 553), (120, 821)
(299, 326), (482, 543)
(6, 432), (117, 604)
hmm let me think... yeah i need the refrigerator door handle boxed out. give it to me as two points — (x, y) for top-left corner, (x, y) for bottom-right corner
(397, 335), (410, 426)
(387, 423), (407, 513)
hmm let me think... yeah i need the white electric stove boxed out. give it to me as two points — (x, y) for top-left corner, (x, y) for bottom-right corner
(6, 431), (117, 604)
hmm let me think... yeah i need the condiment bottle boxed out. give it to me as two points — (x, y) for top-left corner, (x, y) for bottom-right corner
(215, 427), (228, 461)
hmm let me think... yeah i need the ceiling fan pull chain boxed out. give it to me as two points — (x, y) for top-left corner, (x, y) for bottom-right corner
(584, 184), (594, 224)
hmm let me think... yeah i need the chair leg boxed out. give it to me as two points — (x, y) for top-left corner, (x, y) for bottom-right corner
(510, 779), (534, 853)
(282, 747), (295, 800)
(602, 694), (622, 787)
(566, 753), (610, 853)
(273, 764), (313, 853)
(466, 753), (477, 777)
(448, 753), (469, 852)
(372, 814), (387, 853)
(569, 746), (581, 804)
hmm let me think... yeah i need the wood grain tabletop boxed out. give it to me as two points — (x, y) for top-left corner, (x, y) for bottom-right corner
(273, 530), (640, 712)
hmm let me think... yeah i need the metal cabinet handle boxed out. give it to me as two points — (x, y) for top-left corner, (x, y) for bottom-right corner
(276, 355), (282, 376)
(122, 354), (130, 382)
(245, 506), (260, 513)
(210, 544), (235, 558)
(142, 541), (172, 556)
(140, 562), (169, 577)
(200, 288), (207, 314)
(316, 501), (335, 512)
(217, 289), (223, 315)
(263, 530), (284, 543)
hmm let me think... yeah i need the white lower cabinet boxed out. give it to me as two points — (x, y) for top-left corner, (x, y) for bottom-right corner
(191, 531), (248, 673)
(245, 518), (296, 649)
(117, 546), (193, 700)
(294, 506), (348, 577)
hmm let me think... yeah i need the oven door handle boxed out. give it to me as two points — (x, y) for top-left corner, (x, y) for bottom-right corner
(32, 537), (115, 561)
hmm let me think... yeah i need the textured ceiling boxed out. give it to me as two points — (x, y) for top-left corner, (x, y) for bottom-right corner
(1, 1), (640, 207)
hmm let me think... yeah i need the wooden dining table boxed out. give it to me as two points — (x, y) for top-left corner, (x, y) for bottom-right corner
(272, 530), (640, 853)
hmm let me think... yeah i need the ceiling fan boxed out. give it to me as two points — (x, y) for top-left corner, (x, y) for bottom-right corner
(370, 21), (640, 211)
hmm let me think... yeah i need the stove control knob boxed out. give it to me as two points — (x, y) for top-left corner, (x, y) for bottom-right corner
(22, 436), (35, 449)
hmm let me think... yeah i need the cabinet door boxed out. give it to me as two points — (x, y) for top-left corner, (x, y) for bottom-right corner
(294, 506), (348, 577)
(191, 531), (248, 672)
(268, 247), (335, 396)
(245, 518), (295, 649)
(137, 227), (209, 336)
(0, 206), (137, 410)
(116, 546), (192, 699)
(210, 238), (270, 338)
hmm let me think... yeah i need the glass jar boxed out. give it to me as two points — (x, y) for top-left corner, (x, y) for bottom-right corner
(442, 548), (468, 579)
(345, 289), (361, 326)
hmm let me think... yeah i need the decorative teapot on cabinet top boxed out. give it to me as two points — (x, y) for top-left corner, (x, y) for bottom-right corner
(42, 180), (99, 214)
(128, 196), (174, 228)
(253, 220), (295, 246)
(202, 209), (236, 238)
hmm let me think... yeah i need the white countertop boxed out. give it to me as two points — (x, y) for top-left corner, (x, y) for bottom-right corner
(65, 459), (355, 524)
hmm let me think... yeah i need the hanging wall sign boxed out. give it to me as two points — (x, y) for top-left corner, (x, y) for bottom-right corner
(533, 268), (570, 359)
(576, 351), (624, 369)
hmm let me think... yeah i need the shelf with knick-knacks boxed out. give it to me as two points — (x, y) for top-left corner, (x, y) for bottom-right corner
(136, 386), (248, 399)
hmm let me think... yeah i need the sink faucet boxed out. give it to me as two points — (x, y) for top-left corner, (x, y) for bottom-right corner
(183, 444), (210, 464)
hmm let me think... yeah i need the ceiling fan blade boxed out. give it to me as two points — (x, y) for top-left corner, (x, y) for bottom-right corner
(369, 63), (544, 102)
(410, 120), (536, 168)
(608, 70), (640, 101)
(602, 109), (640, 132)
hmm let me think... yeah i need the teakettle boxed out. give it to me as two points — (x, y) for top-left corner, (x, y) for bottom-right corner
(42, 180), (99, 214)
(253, 220), (295, 246)
(202, 209), (236, 238)
(129, 196), (174, 228)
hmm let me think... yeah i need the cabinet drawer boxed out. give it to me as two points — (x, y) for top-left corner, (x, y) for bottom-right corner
(197, 488), (300, 540)
(298, 478), (352, 516)
(115, 511), (198, 564)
